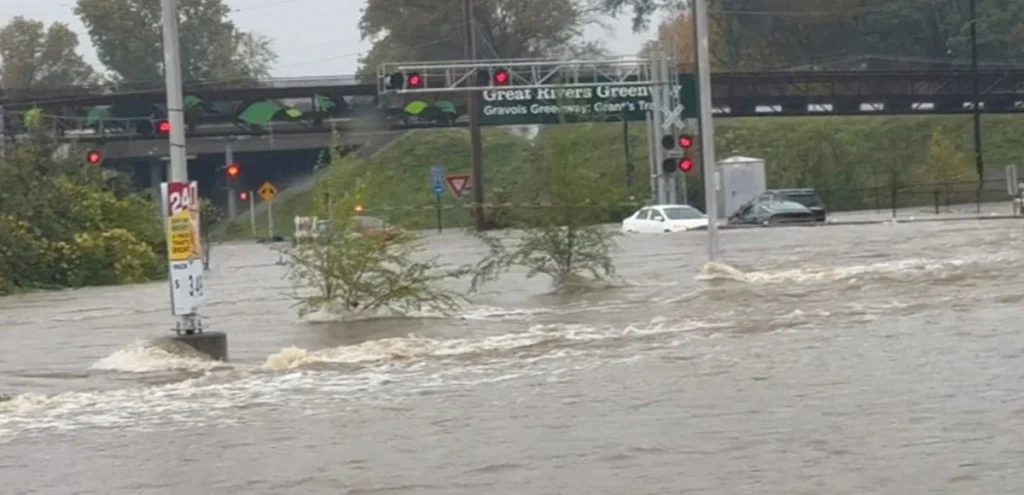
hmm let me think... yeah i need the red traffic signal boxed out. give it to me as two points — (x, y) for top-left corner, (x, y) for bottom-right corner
(239, 191), (248, 200)
(406, 73), (423, 88)
(493, 68), (510, 85)
(226, 163), (240, 177)
(679, 157), (694, 172)
(679, 135), (693, 148)
(157, 120), (170, 134)
(86, 150), (102, 164)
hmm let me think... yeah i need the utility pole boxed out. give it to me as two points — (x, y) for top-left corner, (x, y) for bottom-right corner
(969, 0), (984, 184)
(463, 0), (486, 231)
(693, 0), (720, 261)
(225, 141), (237, 218)
(162, 0), (209, 342)
(161, 0), (188, 184)
(0, 105), (6, 161)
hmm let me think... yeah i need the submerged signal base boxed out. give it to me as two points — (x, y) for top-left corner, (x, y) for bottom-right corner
(170, 315), (226, 360)
(170, 330), (228, 361)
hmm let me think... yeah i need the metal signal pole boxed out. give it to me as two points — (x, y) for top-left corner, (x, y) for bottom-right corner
(693, 0), (719, 261)
(463, 0), (486, 231)
(969, 0), (984, 184)
(161, 0), (188, 184)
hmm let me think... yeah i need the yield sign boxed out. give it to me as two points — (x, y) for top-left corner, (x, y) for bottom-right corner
(445, 174), (471, 198)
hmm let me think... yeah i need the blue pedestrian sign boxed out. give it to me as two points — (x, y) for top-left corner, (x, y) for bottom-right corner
(431, 164), (445, 196)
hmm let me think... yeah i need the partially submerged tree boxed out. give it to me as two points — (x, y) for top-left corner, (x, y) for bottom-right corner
(469, 112), (628, 293)
(278, 137), (471, 317)
(0, 16), (96, 91)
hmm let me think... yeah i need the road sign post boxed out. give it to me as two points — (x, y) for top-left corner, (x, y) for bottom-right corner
(160, 180), (206, 317)
(248, 191), (256, 236)
(259, 182), (278, 239)
(431, 165), (445, 233)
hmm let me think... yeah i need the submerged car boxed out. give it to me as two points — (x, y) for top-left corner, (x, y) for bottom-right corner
(621, 204), (708, 233)
(729, 200), (818, 225)
(293, 215), (401, 243)
(757, 188), (827, 222)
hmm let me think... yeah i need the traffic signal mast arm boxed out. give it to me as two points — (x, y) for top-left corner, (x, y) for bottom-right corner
(378, 58), (653, 94)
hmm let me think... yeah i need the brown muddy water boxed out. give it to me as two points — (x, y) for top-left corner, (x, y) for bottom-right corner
(1, 219), (1023, 494)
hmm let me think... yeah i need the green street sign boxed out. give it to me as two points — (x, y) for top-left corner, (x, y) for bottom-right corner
(479, 74), (698, 126)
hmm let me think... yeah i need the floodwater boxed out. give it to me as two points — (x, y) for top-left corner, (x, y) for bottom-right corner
(2, 219), (1024, 494)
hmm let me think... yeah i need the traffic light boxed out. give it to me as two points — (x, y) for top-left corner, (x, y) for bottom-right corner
(661, 133), (695, 174)
(387, 72), (403, 89)
(661, 157), (677, 174)
(86, 150), (102, 165)
(678, 134), (694, 173)
(661, 133), (678, 174)
(492, 68), (510, 86)
(354, 204), (364, 213)
(157, 119), (170, 134)
(225, 163), (240, 188)
(239, 191), (248, 201)
(386, 72), (424, 90)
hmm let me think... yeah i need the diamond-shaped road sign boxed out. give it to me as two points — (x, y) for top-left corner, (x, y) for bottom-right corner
(661, 104), (685, 131)
(259, 181), (277, 201)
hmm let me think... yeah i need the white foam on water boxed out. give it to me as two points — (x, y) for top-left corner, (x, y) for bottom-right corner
(89, 339), (231, 373)
(696, 253), (1016, 285)
(263, 318), (725, 370)
(0, 318), (725, 439)
(300, 303), (552, 324)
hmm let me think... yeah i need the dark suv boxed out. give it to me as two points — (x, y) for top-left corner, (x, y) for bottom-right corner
(757, 188), (827, 222)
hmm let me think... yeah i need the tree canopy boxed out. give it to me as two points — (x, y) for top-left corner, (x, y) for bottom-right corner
(0, 16), (96, 91)
(75, 0), (277, 86)
(356, 0), (604, 79)
(614, 0), (1024, 70)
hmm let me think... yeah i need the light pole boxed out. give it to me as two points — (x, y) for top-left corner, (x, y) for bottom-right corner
(463, 0), (486, 231)
(969, 0), (983, 184)
(693, 0), (719, 261)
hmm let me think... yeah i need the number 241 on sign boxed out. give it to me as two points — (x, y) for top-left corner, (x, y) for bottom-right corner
(168, 182), (199, 215)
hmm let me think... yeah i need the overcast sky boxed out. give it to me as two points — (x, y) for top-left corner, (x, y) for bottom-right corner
(4, 0), (659, 79)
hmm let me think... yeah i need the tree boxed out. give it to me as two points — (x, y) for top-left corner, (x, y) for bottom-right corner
(357, 0), (603, 79)
(469, 120), (626, 293)
(277, 137), (471, 317)
(0, 132), (164, 294)
(0, 16), (95, 91)
(915, 126), (974, 186)
(75, 0), (277, 86)
(610, 0), (1024, 72)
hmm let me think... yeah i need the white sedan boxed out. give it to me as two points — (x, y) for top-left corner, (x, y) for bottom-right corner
(621, 204), (709, 233)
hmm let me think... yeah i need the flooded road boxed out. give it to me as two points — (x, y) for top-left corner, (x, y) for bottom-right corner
(2, 219), (1024, 494)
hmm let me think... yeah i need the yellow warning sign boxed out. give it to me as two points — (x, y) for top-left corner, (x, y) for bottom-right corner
(259, 181), (278, 201)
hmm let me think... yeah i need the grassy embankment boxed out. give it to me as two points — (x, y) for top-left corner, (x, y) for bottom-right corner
(219, 115), (1024, 238)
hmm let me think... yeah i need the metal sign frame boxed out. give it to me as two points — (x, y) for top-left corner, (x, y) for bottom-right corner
(378, 58), (654, 95)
